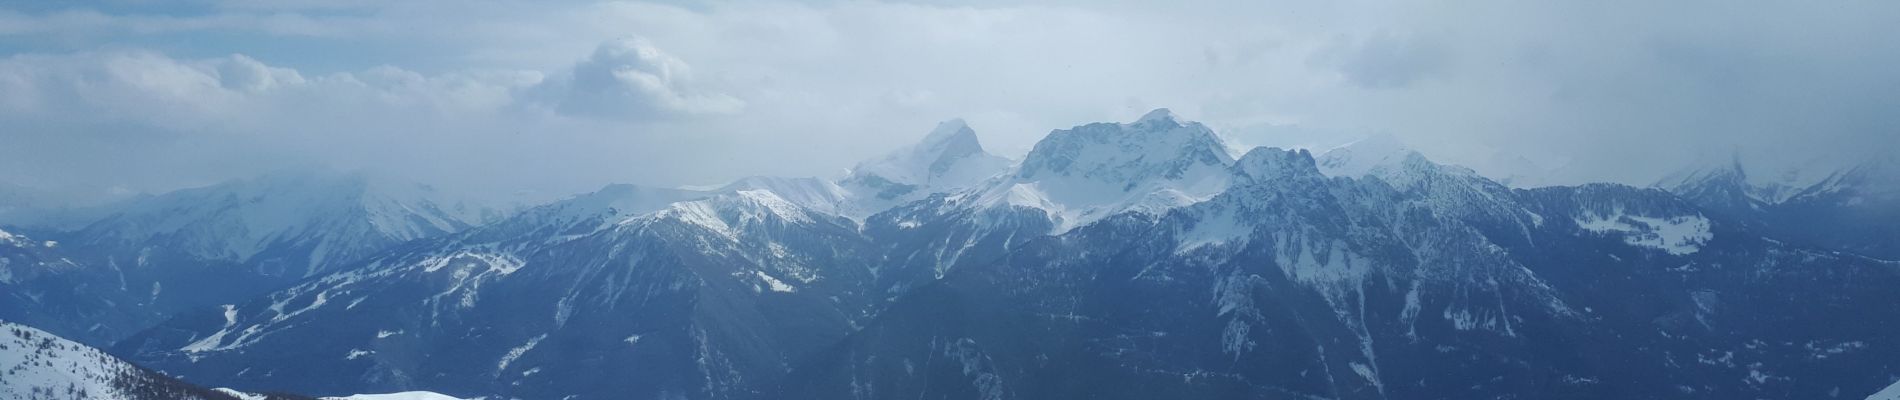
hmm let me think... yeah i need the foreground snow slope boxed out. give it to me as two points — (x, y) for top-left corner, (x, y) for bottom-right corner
(2, 319), (466, 400)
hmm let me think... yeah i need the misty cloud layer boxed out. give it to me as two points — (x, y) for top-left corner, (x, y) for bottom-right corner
(2, 0), (1896, 203)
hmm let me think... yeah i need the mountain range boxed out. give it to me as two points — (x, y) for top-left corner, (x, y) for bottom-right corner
(1, 171), (500, 345)
(5, 110), (1899, 399)
(1660, 153), (1900, 259)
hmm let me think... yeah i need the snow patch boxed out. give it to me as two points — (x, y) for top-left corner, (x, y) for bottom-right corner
(215, 388), (269, 400)
(180, 304), (241, 353)
(496, 334), (546, 374)
(321, 391), (468, 400)
(1576, 210), (1713, 255)
(1175, 205), (1249, 253)
(753, 270), (797, 293)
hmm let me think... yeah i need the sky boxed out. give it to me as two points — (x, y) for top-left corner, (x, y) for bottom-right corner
(2, 0), (1897, 204)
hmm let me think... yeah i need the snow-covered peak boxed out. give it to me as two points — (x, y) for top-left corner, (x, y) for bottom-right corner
(70, 169), (494, 276)
(920, 118), (975, 148)
(666, 120), (1015, 222)
(1316, 133), (1413, 179)
(503, 183), (707, 233)
(1315, 136), (1501, 193)
(1232, 147), (1324, 183)
(971, 109), (1236, 232)
(846, 118), (1011, 190)
(1660, 152), (1900, 205)
(719, 176), (853, 216)
(1016, 109), (1232, 182)
(1476, 151), (1568, 188)
(632, 189), (827, 239)
(1658, 154), (1748, 190)
(1136, 107), (1183, 125)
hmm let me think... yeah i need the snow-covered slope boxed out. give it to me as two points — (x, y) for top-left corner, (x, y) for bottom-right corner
(70, 170), (495, 278)
(0, 170), (503, 346)
(319, 392), (466, 400)
(1662, 153), (1900, 258)
(105, 110), (1900, 400)
(714, 176), (855, 217)
(0, 227), (142, 349)
(1661, 153), (1900, 207)
(1313, 134), (1569, 188)
(115, 186), (881, 399)
(789, 144), (1900, 400)
(1316, 133), (1413, 179)
(846, 118), (1012, 191)
(0, 320), (308, 400)
(668, 119), (1012, 222)
(960, 108), (1234, 232)
(1871, 379), (1900, 400)
(0, 319), (466, 400)
(0, 227), (72, 284)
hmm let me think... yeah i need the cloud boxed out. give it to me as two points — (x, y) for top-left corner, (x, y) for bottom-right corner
(0, 8), (361, 37)
(1310, 32), (1448, 89)
(534, 36), (743, 119)
(0, 49), (561, 197)
(214, 54), (303, 92)
(2, 0), (1898, 200)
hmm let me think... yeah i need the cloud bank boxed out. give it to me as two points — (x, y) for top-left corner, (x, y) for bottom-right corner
(1, 0), (1896, 202)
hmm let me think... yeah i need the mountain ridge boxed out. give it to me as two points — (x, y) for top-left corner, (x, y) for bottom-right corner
(87, 110), (1900, 399)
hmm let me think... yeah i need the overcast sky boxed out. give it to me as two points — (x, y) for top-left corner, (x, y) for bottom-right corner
(3, 0), (1897, 203)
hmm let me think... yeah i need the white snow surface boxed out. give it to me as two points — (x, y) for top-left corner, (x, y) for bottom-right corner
(1869, 379), (1900, 400)
(2, 321), (465, 400)
(714, 176), (855, 217)
(848, 118), (1012, 190)
(635, 189), (815, 239)
(1, 321), (137, 399)
(1316, 134), (1412, 179)
(1576, 210), (1714, 255)
(965, 108), (1234, 232)
(71, 170), (494, 276)
(1174, 203), (1248, 253)
(1660, 152), (1900, 205)
(496, 334), (547, 374)
(321, 391), (469, 400)
(659, 119), (1012, 222)
(533, 184), (708, 232)
(753, 270), (797, 293)
(206, 389), (470, 400)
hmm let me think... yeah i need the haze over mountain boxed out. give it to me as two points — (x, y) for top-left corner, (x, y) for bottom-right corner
(5, 1), (1900, 400)
(0, 170), (501, 346)
(4, 1), (1899, 203)
(79, 110), (1900, 400)
(1660, 152), (1900, 258)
